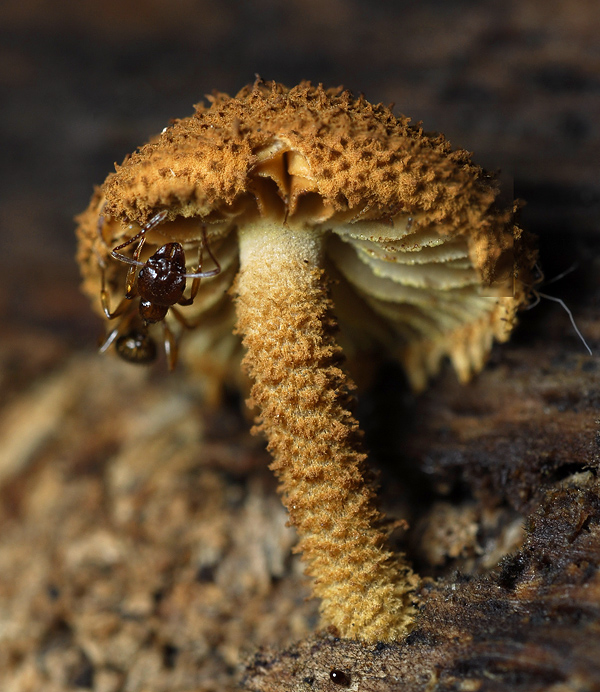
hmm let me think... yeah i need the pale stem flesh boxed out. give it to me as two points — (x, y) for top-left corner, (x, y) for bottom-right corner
(235, 222), (418, 643)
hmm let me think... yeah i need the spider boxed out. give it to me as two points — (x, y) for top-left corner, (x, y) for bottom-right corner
(97, 210), (221, 369)
(525, 262), (592, 356)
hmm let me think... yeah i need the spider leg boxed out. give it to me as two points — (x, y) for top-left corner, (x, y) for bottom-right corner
(523, 290), (541, 311)
(98, 307), (137, 353)
(532, 262), (545, 285)
(162, 320), (179, 371)
(123, 237), (147, 298)
(536, 291), (593, 355)
(112, 235), (147, 270)
(111, 210), (168, 263)
(160, 303), (206, 369)
(169, 305), (201, 330)
(99, 324), (121, 354)
(178, 243), (203, 307)
(178, 228), (221, 306)
(100, 258), (138, 319)
(183, 227), (221, 280)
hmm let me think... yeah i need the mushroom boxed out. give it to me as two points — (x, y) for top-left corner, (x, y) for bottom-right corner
(76, 80), (535, 643)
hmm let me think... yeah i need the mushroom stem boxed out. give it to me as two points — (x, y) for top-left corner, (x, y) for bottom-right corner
(235, 222), (419, 643)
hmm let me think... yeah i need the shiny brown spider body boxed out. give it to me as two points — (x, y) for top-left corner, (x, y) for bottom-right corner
(136, 243), (188, 322)
(98, 210), (221, 369)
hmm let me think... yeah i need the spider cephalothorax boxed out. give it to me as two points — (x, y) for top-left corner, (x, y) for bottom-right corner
(97, 210), (221, 369)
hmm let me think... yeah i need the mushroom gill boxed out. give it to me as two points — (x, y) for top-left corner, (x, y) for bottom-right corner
(76, 80), (535, 643)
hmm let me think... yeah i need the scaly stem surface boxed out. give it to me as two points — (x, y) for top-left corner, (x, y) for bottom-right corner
(235, 222), (418, 642)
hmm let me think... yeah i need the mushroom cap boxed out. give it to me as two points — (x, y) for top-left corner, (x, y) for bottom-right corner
(76, 80), (535, 390)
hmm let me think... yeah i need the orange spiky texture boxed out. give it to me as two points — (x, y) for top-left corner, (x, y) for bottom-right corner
(235, 224), (418, 641)
(76, 80), (536, 642)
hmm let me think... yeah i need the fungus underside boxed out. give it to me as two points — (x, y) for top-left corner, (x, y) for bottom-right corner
(76, 81), (533, 643)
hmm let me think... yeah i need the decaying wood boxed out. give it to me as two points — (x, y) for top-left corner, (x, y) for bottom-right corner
(0, 243), (598, 691)
(244, 476), (600, 691)
(242, 278), (600, 691)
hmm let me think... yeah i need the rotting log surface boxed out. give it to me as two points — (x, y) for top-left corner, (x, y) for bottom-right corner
(244, 477), (600, 691)
(0, 238), (597, 691)
(243, 283), (600, 691)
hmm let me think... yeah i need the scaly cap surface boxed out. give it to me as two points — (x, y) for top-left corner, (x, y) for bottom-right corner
(77, 80), (535, 389)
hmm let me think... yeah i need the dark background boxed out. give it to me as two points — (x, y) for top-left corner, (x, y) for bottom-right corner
(1, 3), (599, 689)
(1, 0), (599, 357)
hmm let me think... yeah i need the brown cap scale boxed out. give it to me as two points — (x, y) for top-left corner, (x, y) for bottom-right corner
(76, 80), (535, 642)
